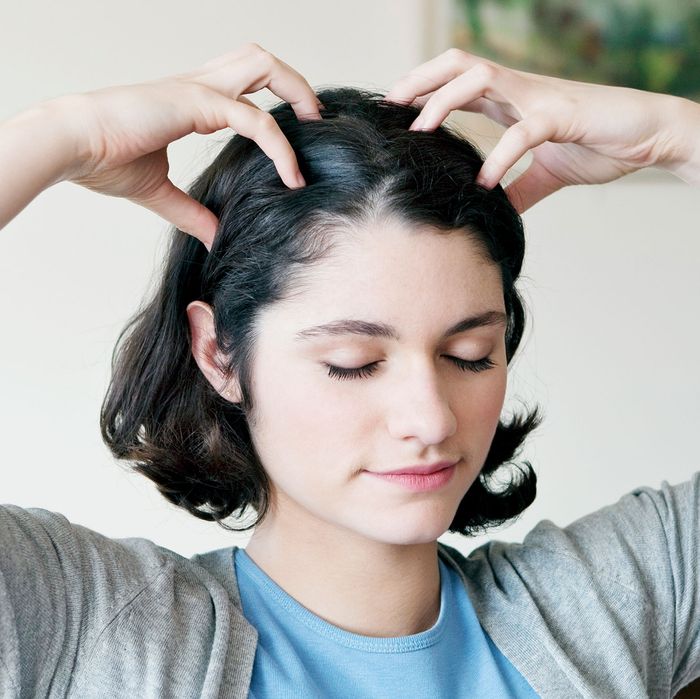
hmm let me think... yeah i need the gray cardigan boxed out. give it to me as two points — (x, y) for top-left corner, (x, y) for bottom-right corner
(1, 472), (698, 698)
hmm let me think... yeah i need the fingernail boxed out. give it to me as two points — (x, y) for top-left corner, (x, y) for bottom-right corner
(296, 172), (307, 188)
(410, 116), (426, 131)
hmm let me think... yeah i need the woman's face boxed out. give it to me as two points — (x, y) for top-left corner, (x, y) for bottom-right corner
(244, 216), (508, 547)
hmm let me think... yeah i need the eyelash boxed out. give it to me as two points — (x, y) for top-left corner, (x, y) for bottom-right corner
(324, 356), (496, 381)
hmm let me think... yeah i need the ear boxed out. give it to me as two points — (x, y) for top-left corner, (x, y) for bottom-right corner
(186, 300), (243, 403)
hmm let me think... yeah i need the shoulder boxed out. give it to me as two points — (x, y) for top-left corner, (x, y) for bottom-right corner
(444, 472), (699, 599)
(1, 503), (206, 596)
(438, 473), (700, 697)
(0, 504), (250, 697)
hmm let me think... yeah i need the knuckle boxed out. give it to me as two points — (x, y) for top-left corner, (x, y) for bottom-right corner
(443, 47), (467, 66)
(255, 111), (278, 134)
(243, 41), (265, 55)
(510, 122), (533, 147)
(472, 62), (497, 82)
(251, 45), (276, 72)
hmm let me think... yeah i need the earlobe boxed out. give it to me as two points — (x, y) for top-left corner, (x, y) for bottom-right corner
(186, 300), (243, 403)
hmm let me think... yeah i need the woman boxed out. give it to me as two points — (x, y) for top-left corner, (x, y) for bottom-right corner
(1, 43), (698, 698)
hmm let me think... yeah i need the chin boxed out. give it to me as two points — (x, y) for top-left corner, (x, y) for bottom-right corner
(368, 521), (452, 547)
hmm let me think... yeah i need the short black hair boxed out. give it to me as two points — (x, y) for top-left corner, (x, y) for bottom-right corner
(100, 87), (542, 537)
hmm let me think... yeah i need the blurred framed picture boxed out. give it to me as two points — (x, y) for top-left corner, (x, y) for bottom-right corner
(451, 0), (700, 99)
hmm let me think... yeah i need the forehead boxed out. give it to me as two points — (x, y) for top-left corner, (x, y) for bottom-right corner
(305, 217), (500, 297)
(258, 217), (505, 336)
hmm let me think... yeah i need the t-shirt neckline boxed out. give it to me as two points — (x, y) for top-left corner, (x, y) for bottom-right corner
(232, 545), (451, 652)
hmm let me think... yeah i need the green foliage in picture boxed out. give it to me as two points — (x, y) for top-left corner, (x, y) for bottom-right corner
(453, 0), (700, 99)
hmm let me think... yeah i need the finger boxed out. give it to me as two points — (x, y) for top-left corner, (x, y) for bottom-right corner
(385, 73), (441, 106)
(380, 91), (434, 111)
(476, 116), (555, 189)
(408, 92), (434, 109)
(135, 178), (219, 249)
(267, 56), (325, 121)
(442, 95), (518, 127)
(407, 93), (516, 129)
(237, 84), (321, 122)
(214, 96), (306, 188)
(393, 92), (516, 136)
(385, 48), (496, 105)
(467, 97), (519, 127)
(504, 157), (565, 213)
(199, 44), (322, 123)
(408, 63), (514, 131)
(237, 94), (256, 108)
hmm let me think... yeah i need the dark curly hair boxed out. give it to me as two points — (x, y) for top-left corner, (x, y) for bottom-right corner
(100, 86), (542, 537)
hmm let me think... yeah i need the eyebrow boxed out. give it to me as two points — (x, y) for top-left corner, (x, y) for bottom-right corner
(294, 310), (507, 342)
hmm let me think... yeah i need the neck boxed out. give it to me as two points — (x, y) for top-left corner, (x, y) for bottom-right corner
(243, 509), (442, 638)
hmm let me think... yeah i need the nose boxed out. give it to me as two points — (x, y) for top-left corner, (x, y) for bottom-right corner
(385, 358), (458, 445)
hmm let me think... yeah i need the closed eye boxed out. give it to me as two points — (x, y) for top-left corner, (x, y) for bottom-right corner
(324, 356), (496, 381)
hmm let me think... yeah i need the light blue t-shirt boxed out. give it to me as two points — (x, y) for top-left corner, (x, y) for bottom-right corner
(234, 546), (538, 698)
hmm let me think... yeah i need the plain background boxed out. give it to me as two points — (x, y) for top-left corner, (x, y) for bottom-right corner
(1, 0), (698, 559)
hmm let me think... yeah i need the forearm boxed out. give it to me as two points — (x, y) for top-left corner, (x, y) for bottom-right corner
(0, 97), (82, 230)
(657, 95), (700, 185)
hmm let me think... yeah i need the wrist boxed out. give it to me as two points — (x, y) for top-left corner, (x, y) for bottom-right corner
(656, 95), (700, 185)
(0, 95), (92, 229)
(5, 95), (91, 185)
(39, 95), (96, 182)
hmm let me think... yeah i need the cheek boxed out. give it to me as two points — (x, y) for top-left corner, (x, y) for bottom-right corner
(276, 369), (359, 439)
(248, 361), (358, 477)
(483, 368), (507, 418)
(458, 368), (507, 443)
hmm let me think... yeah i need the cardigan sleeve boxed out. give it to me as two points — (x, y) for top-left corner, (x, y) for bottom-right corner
(552, 471), (700, 695)
(0, 504), (241, 699)
(0, 504), (169, 697)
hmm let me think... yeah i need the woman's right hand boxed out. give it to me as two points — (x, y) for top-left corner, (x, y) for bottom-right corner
(57, 43), (321, 249)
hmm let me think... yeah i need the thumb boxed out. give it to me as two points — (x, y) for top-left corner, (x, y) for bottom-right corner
(135, 178), (219, 251)
(503, 158), (565, 214)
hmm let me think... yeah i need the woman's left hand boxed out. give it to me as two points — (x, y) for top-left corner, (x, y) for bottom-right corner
(385, 48), (700, 213)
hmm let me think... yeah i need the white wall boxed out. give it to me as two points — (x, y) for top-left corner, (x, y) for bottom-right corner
(2, 0), (698, 559)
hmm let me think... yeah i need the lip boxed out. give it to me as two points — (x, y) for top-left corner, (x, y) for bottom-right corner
(364, 462), (458, 492)
(370, 460), (459, 476)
